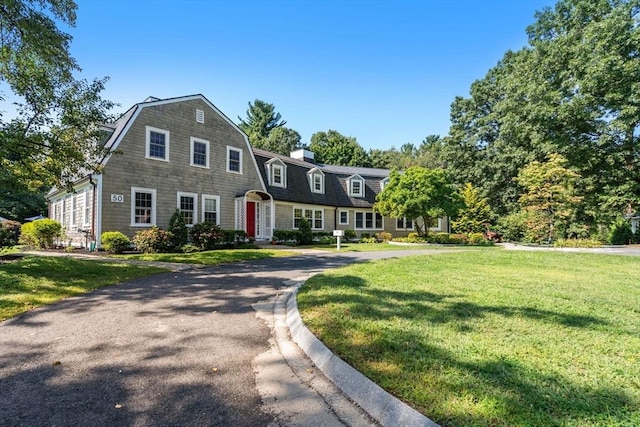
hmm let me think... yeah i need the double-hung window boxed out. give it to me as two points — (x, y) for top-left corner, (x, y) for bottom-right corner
(293, 207), (324, 230)
(83, 189), (91, 227)
(396, 217), (414, 230)
(227, 147), (242, 174)
(272, 164), (284, 186)
(355, 211), (383, 230)
(190, 137), (210, 168)
(177, 192), (197, 226)
(146, 126), (170, 161)
(131, 187), (156, 226)
(338, 210), (349, 225)
(308, 169), (324, 194)
(202, 195), (220, 225)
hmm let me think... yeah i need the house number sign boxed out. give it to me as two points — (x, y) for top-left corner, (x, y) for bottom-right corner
(111, 194), (125, 203)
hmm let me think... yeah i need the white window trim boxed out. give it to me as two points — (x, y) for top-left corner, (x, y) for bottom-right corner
(145, 126), (170, 162)
(70, 195), (77, 227)
(338, 209), (349, 225)
(308, 168), (325, 194)
(83, 190), (91, 227)
(292, 205), (324, 230)
(380, 177), (390, 191)
(271, 164), (286, 188)
(354, 210), (384, 230)
(396, 217), (415, 231)
(177, 191), (198, 226)
(131, 186), (157, 227)
(190, 137), (210, 169)
(226, 146), (243, 174)
(349, 177), (364, 197)
(201, 194), (221, 226)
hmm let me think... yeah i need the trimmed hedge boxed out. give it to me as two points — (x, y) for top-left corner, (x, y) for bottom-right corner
(101, 231), (131, 254)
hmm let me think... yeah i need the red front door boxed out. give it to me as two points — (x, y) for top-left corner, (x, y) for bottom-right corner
(246, 202), (256, 238)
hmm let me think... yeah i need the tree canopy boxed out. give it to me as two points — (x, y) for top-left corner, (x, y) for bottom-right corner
(441, 0), (640, 226)
(375, 167), (462, 236)
(308, 130), (369, 166)
(0, 0), (113, 219)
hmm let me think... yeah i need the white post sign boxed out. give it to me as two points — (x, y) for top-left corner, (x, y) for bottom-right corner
(333, 229), (344, 251)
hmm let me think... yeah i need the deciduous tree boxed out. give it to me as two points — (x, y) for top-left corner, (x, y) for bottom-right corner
(375, 167), (462, 236)
(309, 130), (368, 166)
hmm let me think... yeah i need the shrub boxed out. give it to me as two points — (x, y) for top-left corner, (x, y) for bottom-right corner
(608, 217), (632, 245)
(554, 238), (603, 248)
(298, 218), (313, 245)
(361, 237), (377, 244)
(181, 243), (200, 253)
(272, 229), (301, 244)
(495, 211), (527, 242)
(632, 230), (640, 244)
(133, 227), (174, 253)
(375, 232), (392, 242)
(168, 209), (188, 249)
(449, 233), (469, 244)
(221, 229), (247, 247)
(19, 219), (62, 249)
(0, 226), (18, 248)
(318, 235), (336, 245)
(468, 233), (486, 245)
(190, 222), (225, 250)
(344, 229), (357, 240)
(101, 231), (131, 254)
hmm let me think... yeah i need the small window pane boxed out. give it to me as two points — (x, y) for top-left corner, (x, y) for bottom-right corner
(135, 192), (153, 224)
(314, 210), (323, 229)
(149, 131), (165, 158)
(193, 141), (207, 166)
(180, 196), (195, 225)
(228, 149), (241, 172)
(340, 211), (348, 224)
(355, 212), (363, 229)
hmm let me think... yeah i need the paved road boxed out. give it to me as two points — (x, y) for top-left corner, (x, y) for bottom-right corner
(0, 249), (440, 426)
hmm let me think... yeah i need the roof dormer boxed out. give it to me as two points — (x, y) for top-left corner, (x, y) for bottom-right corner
(266, 157), (287, 188)
(347, 174), (365, 197)
(307, 167), (325, 194)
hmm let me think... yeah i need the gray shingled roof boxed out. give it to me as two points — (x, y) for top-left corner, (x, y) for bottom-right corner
(253, 148), (389, 208)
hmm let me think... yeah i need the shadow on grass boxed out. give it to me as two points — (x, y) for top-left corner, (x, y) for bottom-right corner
(299, 273), (637, 426)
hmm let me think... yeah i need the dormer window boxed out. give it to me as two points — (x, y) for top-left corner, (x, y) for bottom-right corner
(308, 168), (324, 194)
(380, 177), (390, 191)
(348, 174), (365, 197)
(266, 158), (286, 188)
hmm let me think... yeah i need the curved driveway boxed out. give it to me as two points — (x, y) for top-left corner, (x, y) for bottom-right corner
(0, 249), (438, 426)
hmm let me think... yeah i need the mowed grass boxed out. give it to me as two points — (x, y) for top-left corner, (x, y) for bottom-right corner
(0, 256), (167, 321)
(116, 248), (294, 264)
(303, 242), (478, 252)
(297, 250), (640, 426)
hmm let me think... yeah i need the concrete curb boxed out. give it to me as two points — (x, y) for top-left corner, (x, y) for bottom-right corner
(284, 280), (440, 427)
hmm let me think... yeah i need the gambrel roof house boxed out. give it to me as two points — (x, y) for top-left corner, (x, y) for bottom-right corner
(47, 95), (447, 248)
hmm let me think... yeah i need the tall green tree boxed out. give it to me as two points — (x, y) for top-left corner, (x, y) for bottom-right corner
(262, 126), (302, 156)
(0, 0), (114, 220)
(451, 183), (494, 234)
(516, 154), (583, 242)
(237, 99), (286, 148)
(375, 167), (462, 236)
(308, 130), (369, 166)
(442, 0), (640, 224)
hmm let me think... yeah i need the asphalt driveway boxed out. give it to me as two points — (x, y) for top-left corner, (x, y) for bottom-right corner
(0, 249), (439, 426)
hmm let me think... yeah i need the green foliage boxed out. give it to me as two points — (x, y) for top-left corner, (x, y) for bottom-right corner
(298, 217), (313, 245)
(180, 244), (200, 253)
(554, 238), (603, 248)
(168, 209), (188, 248)
(608, 217), (632, 245)
(262, 127), (302, 155)
(360, 237), (377, 244)
(442, 0), (640, 222)
(132, 227), (174, 253)
(238, 99), (286, 146)
(220, 229), (247, 247)
(0, 226), (18, 248)
(452, 182), (494, 233)
(18, 219), (61, 249)
(309, 130), (369, 166)
(375, 167), (462, 236)
(375, 232), (393, 242)
(344, 229), (357, 240)
(189, 222), (225, 250)
(101, 231), (131, 254)
(0, 0), (114, 197)
(495, 211), (528, 242)
(272, 229), (301, 244)
(517, 154), (583, 242)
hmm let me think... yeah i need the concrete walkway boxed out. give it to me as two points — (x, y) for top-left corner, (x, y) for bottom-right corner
(1, 249), (442, 426)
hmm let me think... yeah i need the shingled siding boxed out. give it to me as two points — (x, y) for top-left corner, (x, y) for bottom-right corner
(274, 202), (336, 233)
(100, 98), (264, 239)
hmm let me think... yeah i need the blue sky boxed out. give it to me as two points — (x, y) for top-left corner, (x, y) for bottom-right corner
(70, 0), (556, 151)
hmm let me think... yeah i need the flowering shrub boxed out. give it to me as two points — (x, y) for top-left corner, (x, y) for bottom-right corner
(190, 222), (225, 250)
(133, 227), (174, 253)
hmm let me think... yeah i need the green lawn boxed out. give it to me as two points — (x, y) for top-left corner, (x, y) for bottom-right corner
(301, 242), (478, 252)
(297, 250), (640, 426)
(115, 248), (294, 264)
(0, 256), (167, 321)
